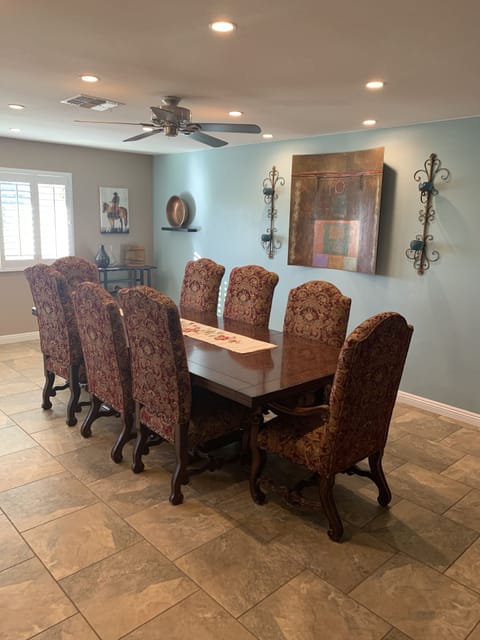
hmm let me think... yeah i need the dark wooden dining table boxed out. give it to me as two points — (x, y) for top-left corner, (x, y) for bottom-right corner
(181, 308), (340, 500)
(181, 308), (340, 413)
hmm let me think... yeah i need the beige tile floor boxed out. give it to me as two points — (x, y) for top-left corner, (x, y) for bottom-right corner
(1, 340), (480, 639)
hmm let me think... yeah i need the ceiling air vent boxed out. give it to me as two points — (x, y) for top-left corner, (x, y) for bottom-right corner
(60, 94), (123, 111)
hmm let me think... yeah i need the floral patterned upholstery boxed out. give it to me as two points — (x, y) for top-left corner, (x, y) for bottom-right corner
(52, 256), (99, 293)
(281, 280), (351, 407)
(179, 258), (225, 313)
(223, 265), (279, 327)
(283, 281), (351, 347)
(24, 263), (85, 426)
(118, 286), (251, 504)
(251, 312), (413, 541)
(72, 282), (134, 462)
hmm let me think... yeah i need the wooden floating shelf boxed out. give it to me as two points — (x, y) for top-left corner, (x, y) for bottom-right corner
(161, 226), (198, 232)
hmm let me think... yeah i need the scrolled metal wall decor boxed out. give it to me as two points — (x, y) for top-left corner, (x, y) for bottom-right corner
(261, 165), (285, 259)
(406, 153), (450, 275)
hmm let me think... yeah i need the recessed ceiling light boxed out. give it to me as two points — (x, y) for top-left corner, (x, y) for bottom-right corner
(262, 133), (273, 139)
(229, 111), (243, 117)
(81, 74), (100, 83)
(10, 128), (21, 133)
(8, 103), (25, 110)
(363, 119), (377, 126)
(209, 21), (236, 33)
(366, 80), (384, 90)
(142, 126), (154, 132)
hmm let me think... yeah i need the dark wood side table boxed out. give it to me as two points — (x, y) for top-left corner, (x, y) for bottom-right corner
(98, 265), (157, 294)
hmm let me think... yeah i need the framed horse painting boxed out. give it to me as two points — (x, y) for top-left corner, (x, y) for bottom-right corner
(99, 186), (129, 234)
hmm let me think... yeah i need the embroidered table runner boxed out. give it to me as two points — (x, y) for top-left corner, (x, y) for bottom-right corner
(181, 319), (277, 354)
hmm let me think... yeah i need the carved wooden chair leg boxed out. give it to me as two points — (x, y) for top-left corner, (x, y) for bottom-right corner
(170, 422), (189, 505)
(318, 474), (343, 542)
(249, 414), (267, 505)
(80, 394), (102, 438)
(66, 364), (81, 426)
(42, 366), (55, 410)
(368, 450), (392, 507)
(132, 421), (150, 474)
(111, 410), (134, 463)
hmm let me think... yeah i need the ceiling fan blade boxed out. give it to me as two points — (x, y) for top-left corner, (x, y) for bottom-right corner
(74, 120), (147, 126)
(195, 123), (261, 134)
(188, 131), (228, 147)
(123, 129), (164, 142)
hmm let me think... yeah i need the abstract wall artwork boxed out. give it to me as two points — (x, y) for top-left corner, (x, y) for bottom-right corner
(288, 147), (384, 273)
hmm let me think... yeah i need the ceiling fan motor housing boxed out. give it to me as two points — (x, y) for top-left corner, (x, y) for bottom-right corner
(164, 124), (178, 137)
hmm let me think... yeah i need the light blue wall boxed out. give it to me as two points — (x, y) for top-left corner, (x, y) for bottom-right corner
(153, 117), (480, 414)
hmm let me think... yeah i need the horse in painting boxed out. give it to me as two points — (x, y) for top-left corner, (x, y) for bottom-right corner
(102, 202), (128, 232)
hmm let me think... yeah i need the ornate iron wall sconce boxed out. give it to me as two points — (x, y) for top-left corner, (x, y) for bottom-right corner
(261, 165), (285, 259)
(406, 152), (450, 275)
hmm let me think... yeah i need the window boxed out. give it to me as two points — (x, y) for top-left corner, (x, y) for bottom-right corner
(0, 167), (74, 270)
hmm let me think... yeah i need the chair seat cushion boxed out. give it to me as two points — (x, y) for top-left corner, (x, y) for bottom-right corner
(140, 386), (251, 448)
(258, 413), (330, 472)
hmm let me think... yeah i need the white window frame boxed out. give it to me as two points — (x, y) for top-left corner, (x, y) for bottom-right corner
(0, 167), (75, 271)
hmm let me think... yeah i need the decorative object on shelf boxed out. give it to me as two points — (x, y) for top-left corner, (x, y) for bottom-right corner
(406, 153), (450, 275)
(94, 244), (110, 268)
(166, 195), (189, 228)
(261, 166), (285, 259)
(99, 187), (129, 234)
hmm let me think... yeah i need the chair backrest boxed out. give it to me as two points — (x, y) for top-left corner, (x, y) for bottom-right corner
(118, 286), (191, 427)
(52, 256), (99, 293)
(283, 280), (351, 347)
(179, 258), (225, 313)
(24, 263), (82, 366)
(223, 265), (279, 327)
(325, 312), (413, 473)
(72, 282), (132, 413)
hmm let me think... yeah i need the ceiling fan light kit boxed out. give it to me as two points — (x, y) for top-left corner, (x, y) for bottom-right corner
(75, 96), (261, 148)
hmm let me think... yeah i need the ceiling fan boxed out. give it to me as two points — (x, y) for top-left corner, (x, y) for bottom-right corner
(75, 96), (261, 147)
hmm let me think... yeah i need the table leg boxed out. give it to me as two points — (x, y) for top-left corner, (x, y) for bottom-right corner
(249, 410), (266, 504)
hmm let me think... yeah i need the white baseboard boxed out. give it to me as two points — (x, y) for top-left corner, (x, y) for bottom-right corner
(0, 331), (39, 345)
(397, 391), (480, 428)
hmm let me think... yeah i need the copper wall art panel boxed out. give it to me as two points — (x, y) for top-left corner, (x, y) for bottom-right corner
(288, 147), (384, 273)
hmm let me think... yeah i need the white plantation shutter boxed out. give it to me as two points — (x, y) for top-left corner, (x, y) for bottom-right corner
(0, 168), (74, 269)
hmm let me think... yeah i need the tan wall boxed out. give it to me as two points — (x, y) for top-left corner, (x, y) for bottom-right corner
(0, 137), (153, 337)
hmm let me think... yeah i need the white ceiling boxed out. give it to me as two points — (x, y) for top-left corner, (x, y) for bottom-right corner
(2, 0), (479, 155)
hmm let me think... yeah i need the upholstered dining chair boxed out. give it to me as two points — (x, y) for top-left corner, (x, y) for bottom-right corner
(284, 280), (351, 347)
(52, 256), (99, 293)
(179, 258), (225, 313)
(223, 264), (279, 327)
(281, 280), (351, 407)
(250, 312), (413, 542)
(24, 263), (86, 426)
(118, 286), (251, 505)
(72, 282), (134, 462)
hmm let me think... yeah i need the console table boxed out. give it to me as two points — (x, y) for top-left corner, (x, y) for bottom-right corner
(98, 265), (157, 294)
